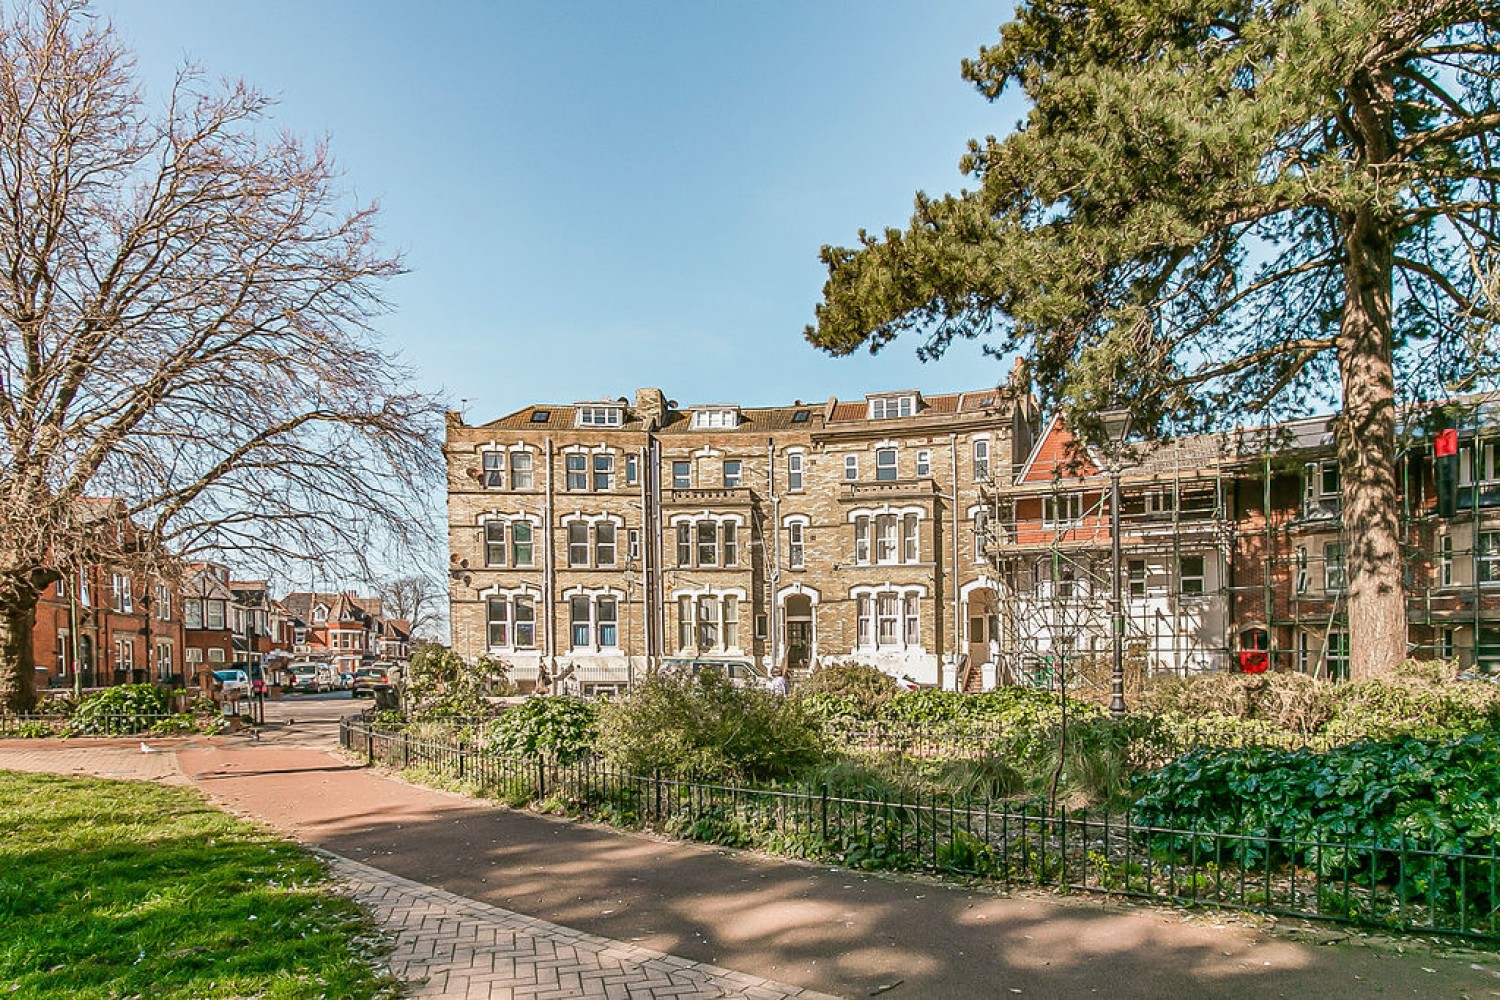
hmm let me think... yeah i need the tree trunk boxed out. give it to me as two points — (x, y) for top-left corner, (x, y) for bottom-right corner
(0, 588), (40, 714)
(1337, 209), (1406, 680)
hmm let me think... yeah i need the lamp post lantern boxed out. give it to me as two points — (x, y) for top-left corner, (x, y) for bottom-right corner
(1099, 408), (1134, 718)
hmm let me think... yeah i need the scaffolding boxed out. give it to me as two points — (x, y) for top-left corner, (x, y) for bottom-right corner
(984, 439), (1236, 693)
(982, 398), (1500, 689)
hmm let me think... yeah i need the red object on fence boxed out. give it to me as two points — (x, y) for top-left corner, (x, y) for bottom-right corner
(1239, 650), (1269, 673)
(1436, 427), (1458, 457)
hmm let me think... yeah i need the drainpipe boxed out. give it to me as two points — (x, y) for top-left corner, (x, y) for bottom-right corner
(637, 443), (650, 685)
(544, 437), (556, 671)
(650, 435), (664, 664)
(768, 437), (780, 677)
(951, 432), (962, 691)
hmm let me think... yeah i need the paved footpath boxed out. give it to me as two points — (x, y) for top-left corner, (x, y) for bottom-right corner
(330, 851), (835, 999)
(4, 728), (1500, 999)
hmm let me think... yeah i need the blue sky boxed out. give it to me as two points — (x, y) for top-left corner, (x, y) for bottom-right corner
(97, 1), (1024, 422)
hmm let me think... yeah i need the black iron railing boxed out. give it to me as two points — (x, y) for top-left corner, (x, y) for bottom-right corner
(339, 716), (1500, 942)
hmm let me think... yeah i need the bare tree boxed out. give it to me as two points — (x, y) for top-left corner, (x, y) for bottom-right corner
(0, 1), (441, 711)
(375, 573), (446, 641)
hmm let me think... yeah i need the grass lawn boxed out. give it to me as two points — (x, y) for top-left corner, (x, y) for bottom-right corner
(0, 771), (398, 998)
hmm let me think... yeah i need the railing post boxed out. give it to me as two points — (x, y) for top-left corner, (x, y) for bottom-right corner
(366, 727), (374, 766)
(403, 731), (411, 768)
(536, 757), (547, 800)
(654, 768), (662, 821)
(457, 740), (466, 780)
(821, 782), (829, 843)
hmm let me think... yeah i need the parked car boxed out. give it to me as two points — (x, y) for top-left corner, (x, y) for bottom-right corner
(660, 657), (766, 688)
(288, 662), (334, 694)
(213, 668), (251, 699)
(351, 666), (390, 698)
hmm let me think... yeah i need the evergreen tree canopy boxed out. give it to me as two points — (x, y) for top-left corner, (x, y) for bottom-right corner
(809, 0), (1499, 435)
(807, 0), (1500, 677)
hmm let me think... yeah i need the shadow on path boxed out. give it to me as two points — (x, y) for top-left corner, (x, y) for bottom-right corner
(175, 743), (1498, 1000)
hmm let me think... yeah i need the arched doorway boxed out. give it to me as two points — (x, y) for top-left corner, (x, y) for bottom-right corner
(785, 594), (813, 672)
(966, 587), (999, 672)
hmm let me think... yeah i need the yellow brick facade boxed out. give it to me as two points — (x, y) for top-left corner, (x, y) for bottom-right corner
(447, 375), (1039, 692)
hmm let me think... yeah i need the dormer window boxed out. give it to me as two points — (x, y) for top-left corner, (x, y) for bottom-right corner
(868, 394), (916, 420)
(691, 407), (739, 429)
(313, 604), (328, 622)
(575, 405), (623, 427)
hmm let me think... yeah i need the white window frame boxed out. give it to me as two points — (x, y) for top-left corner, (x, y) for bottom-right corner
(1179, 554), (1206, 595)
(853, 586), (925, 650)
(481, 450), (505, 488)
(672, 461), (692, 488)
(593, 453), (614, 491)
(510, 450), (535, 490)
(111, 573), (133, 614)
(154, 584), (171, 621)
(691, 408), (739, 429)
(1439, 534), (1454, 587)
(786, 451), (804, 492)
(972, 437), (990, 481)
(785, 517), (807, 569)
(484, 520), (507, 566)
(568, 521), (590, 567)
(511, 520), (536, 567)
(867, 395), (914, 420)
(486, 592), (538, 650)
(875, 448), (898, 481)
(723, 460), (742, 487)
(595, 521), (617, 567)
(844, 455), (858, 481)
(575, 405), (622, 427)
(1324, 541), (1346, 592)
(674, 592), (741, 653)
(671, 516), (741, 568)
(916, 449), (931, 477)
(565, 453), (588, 491)
(1042, 493), (1083, 528)
(1480, 530), (1500, 585)
(1324, 629), (1350, 680)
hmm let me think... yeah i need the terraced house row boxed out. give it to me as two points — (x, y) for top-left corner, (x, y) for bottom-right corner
(446, 369), (1500, 694)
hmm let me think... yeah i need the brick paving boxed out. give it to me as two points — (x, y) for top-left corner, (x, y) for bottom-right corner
(327, 851), (840, 999)
(0, 738), (190, 783)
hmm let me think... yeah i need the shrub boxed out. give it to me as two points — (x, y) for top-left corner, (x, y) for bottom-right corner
(799, 662), (899, 716)
(1327, 660), (1500, 740)
(484, 696), (599, 764)
(1133, 731), (1500, 863)
(597, 669), (822, 782)
(1140, 661), (1500, 745)
(64, 685), (175, 735)
(1000, 714), (1167, 807)
(1139, 671), (1333, 733)
(926, 756), (1028, 800)
(407, 646), (505, 719)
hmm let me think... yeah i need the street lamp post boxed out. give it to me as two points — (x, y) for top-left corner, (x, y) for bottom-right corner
(1099, 408), (1134, 718)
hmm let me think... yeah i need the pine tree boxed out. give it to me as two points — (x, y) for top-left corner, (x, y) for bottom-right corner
(807, 1), (1500, 678)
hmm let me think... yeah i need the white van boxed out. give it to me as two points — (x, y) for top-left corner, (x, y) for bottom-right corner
(288, 662), (334, 693)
